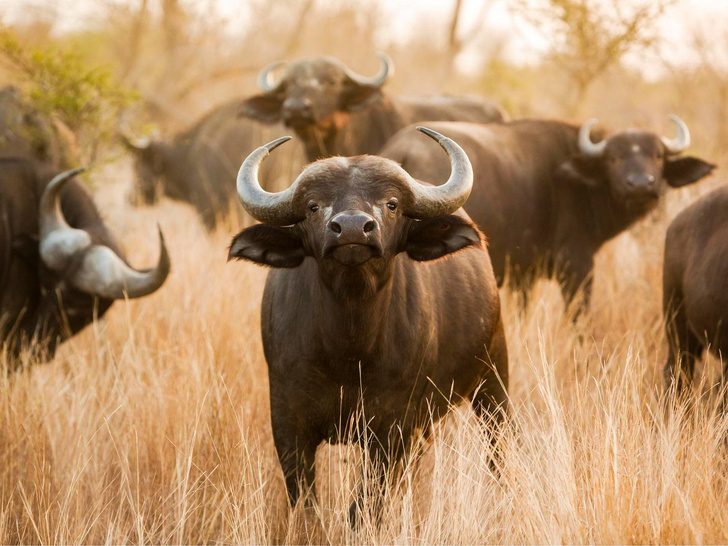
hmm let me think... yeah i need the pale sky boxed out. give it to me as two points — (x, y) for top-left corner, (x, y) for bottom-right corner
(1, 0), (727, 76)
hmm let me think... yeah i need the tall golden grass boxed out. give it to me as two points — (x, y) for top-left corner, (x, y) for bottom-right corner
(0, 159), (726, 544)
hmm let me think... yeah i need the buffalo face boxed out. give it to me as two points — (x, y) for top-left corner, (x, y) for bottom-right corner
(238, 54), (392, 135)
(559, 116), (715, 209)
(121, 133), (185, 206)
(229, 128), (482, 295)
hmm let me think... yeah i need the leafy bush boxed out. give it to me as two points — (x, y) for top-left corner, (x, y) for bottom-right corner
(0, 27), (137, 166)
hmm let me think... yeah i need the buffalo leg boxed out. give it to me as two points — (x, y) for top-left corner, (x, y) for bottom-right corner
(349, 437), (403, 529)
(271, 413), (319, 508)
(472, 319), (509, 467)
(664, 303), (703, 395)
(558, 256), (594, 317)
(506, 269), (535, 310)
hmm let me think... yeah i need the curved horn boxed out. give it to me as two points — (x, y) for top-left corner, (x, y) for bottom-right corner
(39, 168), (87, 240)
(39, 170), (170, 299)
(118, 121), (151, 151)
(578, 118), (607, 157)
(661, 114), (690, 154)
(70, 225), (170, 299)
(340, 52), (393, 88)
(257, 60), (287, 92)
(398, 126), (474, 219)
(236, 136), (305, 226)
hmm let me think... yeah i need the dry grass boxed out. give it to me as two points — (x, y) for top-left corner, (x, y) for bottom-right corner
(1, 159), (727, 544)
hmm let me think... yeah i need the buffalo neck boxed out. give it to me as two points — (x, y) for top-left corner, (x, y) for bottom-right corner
(553, 180), (658, 252)
(313, 260), (397, 359)
(297, 95), (406, 162)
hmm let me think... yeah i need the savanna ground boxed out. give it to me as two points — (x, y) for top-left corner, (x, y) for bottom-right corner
(1, 155), (727, 544)
(4, 0), (728, 543)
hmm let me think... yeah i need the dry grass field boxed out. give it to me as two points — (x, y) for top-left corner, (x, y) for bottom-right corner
(0, 157), (726, 544)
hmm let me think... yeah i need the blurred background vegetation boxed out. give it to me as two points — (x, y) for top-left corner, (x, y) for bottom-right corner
(0, 0), (726, 162)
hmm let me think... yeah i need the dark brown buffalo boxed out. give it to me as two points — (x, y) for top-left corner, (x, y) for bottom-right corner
(0, 86), (75, 167)
(663, 185), (728, 393)
(228, 128), (508, 524)
(381, 117), (715, 311)
(0, 157), (170, 369)
(122, 99), (303, 229)
(238, 53), (506, 162)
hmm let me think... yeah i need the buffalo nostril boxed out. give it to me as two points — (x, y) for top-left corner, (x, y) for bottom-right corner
(330, 221), (342, 234)
(363, 220), (376, 233)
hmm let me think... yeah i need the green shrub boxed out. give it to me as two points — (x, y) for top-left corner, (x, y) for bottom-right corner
(0, 27), (137, 166)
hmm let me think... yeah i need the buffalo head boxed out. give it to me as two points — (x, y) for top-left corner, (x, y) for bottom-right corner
(238, 53), (392, 132)
(39, 168), (170, 303)
(559, 116), (715, 206)
(228, 127), (481, 295)
(120, 128), (187, 206)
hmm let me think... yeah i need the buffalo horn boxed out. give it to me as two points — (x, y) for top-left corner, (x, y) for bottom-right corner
(578, 118), (607, 157)
(661, 115), (690, 154)
(39, 169), (170, 299)
(257, 61), (287, 92)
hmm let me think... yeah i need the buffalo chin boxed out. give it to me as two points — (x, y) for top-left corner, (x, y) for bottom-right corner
(283, 116), (316, 129)
(329, 244), (378, 266)
(623, 192), (660, 210)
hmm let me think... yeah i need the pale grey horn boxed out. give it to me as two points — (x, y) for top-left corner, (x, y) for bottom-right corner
(341, 52), (393, 88)
(578, 118), (607, 157)
(257, 60), (287, 92)
(236, 136), (306, 226)
(399, 126), (474, 219)
(661, 115), (690, 154)
(39, 169), (170, 299)
(70, 225), (170, 299)
(118, 117), (151, 150)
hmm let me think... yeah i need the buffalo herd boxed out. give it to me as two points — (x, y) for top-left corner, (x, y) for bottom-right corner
(1, 52), (726, 522)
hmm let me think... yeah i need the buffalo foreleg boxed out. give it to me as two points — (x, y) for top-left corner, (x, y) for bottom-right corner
(348, 436), (405, 529)
(558, 255), (594, 318)
(471, 318), (509, 470)
(663, 296), (703, 395)
(271, 413), (319, 508)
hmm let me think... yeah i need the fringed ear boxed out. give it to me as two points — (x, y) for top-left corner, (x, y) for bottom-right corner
(555, 156), (606, 189)
(238, 94), (284, 124)
(342, 82), (384, 113)
(228, 225), (306, 268)
(663, 156), (716, 188)
(404, 215), (483, 262)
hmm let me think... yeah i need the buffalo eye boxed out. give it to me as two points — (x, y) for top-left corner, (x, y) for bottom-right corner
(387, 199), (398, 212)
(608, 155), (619, 164)
(309, 203), (319, 213)
(655, 151), (664, 160)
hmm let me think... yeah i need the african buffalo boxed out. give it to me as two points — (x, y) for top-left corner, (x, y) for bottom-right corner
(381, 117), (715, 311)
(238, 53), (506, 162)
(228, 128), (508, 524)
(0, 86), (75, 167)
(0, 157), (170, 369)
(122, 99), (303, 229)
(663, 185), (728, 393)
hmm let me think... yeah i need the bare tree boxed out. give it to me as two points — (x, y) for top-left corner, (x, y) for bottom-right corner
(513, 0), (675, 115)
(119, 0), (149, 80)
(170, 0), (315, 103)
(442, 0), (495, 80)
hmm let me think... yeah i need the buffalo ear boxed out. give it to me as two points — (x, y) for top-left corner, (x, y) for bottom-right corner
(404, 215), (483, 262)
(664, 156), (716, 188)
(555, 156), (605, 188)
(12, 234), (40, 268)
(238, 94), (283, 124)
(342, 83), (383, 113)
(228, 225), (306, 268)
